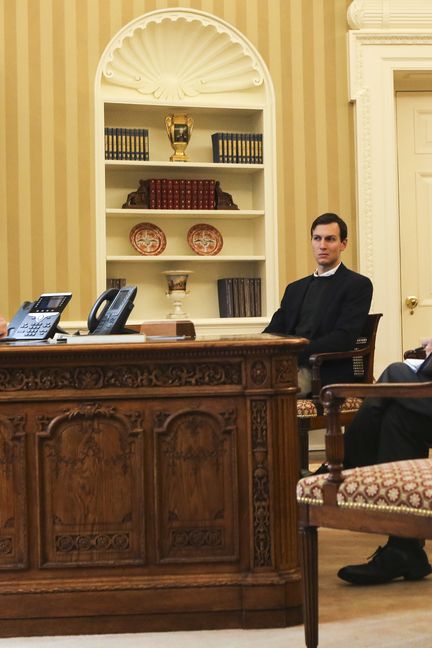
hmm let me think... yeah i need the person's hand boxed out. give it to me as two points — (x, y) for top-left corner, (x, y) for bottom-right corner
(0, 315), (7, 338)
(420, 337), (432, 356)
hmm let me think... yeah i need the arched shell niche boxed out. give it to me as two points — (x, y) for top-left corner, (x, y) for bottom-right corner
(98, 9), (270, 105)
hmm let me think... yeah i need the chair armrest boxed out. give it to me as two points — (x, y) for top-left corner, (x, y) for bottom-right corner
(321, 381), (432, 402)
(309, 346), (371, 368)
(308, 345), (371, 397)
(318, 381), (432, 499)
(404, 347), (426, 360)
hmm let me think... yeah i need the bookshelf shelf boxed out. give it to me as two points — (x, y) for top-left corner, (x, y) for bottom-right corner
(107, 255), (266, 262)
(105, 161), (264, 173)
(95, 9), (278, 334)
(106, 209), (265, 219)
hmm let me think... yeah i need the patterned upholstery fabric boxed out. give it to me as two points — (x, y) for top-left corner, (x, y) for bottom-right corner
(297, 459), (432, 517)
(297, 396), (363, 419)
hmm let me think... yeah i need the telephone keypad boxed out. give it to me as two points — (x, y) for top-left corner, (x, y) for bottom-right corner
(13, 313), (60, 340)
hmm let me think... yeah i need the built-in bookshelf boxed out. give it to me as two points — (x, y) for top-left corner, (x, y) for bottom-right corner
(95, 9), (278, 335)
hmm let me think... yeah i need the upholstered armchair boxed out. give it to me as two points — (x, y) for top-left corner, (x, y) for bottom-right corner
(296, 380), (432, 648)
(297, 313), (382, 471)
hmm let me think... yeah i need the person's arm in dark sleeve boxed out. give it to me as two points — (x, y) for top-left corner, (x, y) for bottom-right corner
(263, 283), (292, 334)
(263, 280), (306, 335)
(263, 307), (285, 333)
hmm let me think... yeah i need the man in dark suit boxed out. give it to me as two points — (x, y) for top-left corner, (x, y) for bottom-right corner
(337, 348), (432, 585)
(264, 213), (373, 394)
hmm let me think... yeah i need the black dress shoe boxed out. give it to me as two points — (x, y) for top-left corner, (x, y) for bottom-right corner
(300, 463), (329, 478)
(338, 543), (432, 585)
(313, 462), (329, 475)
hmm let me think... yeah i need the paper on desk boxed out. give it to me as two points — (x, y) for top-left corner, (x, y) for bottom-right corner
(404, 358), (424, 373)
(53, 333), (146, 344)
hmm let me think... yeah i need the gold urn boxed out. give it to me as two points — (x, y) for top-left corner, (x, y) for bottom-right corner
(165, 114), (194, 162)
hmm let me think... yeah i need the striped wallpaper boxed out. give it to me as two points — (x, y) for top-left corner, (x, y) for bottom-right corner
(0, 0), (354, 321)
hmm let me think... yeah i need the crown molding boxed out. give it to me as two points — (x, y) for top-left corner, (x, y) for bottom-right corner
(348, 0), (432, 30)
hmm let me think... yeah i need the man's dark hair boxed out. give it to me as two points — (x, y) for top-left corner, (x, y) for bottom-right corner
(310, 213), (348, 241)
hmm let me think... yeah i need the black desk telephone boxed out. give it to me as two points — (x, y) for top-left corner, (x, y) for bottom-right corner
(6, 293), (72, 341)
(87, 285), (137, 335)
(2, 286), (137, 343)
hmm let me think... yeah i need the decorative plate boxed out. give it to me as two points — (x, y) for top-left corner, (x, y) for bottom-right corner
(129, 222), (167, 256)
(187, 223), (223, 256)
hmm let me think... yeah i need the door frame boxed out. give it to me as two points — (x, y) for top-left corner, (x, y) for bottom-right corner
(348, 9), (432, 373)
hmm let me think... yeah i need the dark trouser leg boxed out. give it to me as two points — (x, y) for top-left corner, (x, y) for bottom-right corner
(341, 363), (432, 570)
(376, 400), (432, 551)
(377, 362), (432, 418)
(343, 399), (384, 468)
(344, 361), (432, 469)
(376, 401), (432, 463)
(349, 392), (432, 552)
(344, 396), (432, 468)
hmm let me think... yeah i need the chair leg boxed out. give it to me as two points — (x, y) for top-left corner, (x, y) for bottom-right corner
(299, 524), (318, 648)
(298, 418), (311, 472)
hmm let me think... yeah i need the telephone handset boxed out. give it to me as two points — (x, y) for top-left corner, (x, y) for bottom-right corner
(7, 301), (35, 337)
(87, 285), (137, 335)
(4, 293), (72, 341)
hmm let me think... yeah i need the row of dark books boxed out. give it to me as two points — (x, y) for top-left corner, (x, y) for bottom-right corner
(217, 277), (261, 318)
(123, 178), (216, 210)
(106, 277), (126, 290)
(105, 127), (149, 161)
(211, 132), (263, 164)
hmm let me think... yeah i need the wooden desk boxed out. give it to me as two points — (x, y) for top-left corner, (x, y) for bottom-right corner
(0, 334), (305, 637)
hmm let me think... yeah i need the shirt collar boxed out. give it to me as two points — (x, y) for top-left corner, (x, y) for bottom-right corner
(313, 262), (341, 278)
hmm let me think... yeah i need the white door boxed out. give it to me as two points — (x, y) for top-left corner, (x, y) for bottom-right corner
(397, 92), (432, 351)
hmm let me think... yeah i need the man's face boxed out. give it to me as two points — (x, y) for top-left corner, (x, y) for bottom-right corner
(311, 222), (347, 274)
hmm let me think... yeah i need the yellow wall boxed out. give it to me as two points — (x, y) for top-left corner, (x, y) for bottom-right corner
(0, 0), (355, 321)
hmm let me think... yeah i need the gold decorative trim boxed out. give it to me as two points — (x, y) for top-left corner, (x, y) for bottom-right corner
(297, 495), (432, 518)
(297, 496), (324, 506)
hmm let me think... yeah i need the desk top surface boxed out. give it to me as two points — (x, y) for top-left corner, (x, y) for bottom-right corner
(0, 332), (307, 355)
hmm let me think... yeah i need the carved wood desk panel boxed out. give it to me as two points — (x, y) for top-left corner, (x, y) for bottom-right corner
(0, 334), (305, 636)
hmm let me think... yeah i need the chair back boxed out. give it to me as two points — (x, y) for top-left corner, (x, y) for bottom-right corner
(404, 346), (426, 360)
(298, 313), (382, 472)
(352, 313), (382, 383)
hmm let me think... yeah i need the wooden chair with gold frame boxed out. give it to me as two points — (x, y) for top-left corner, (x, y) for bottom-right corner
(297, 313), (382, 472)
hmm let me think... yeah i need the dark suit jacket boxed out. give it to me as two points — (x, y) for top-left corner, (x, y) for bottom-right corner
(264, 263), (373, 384)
